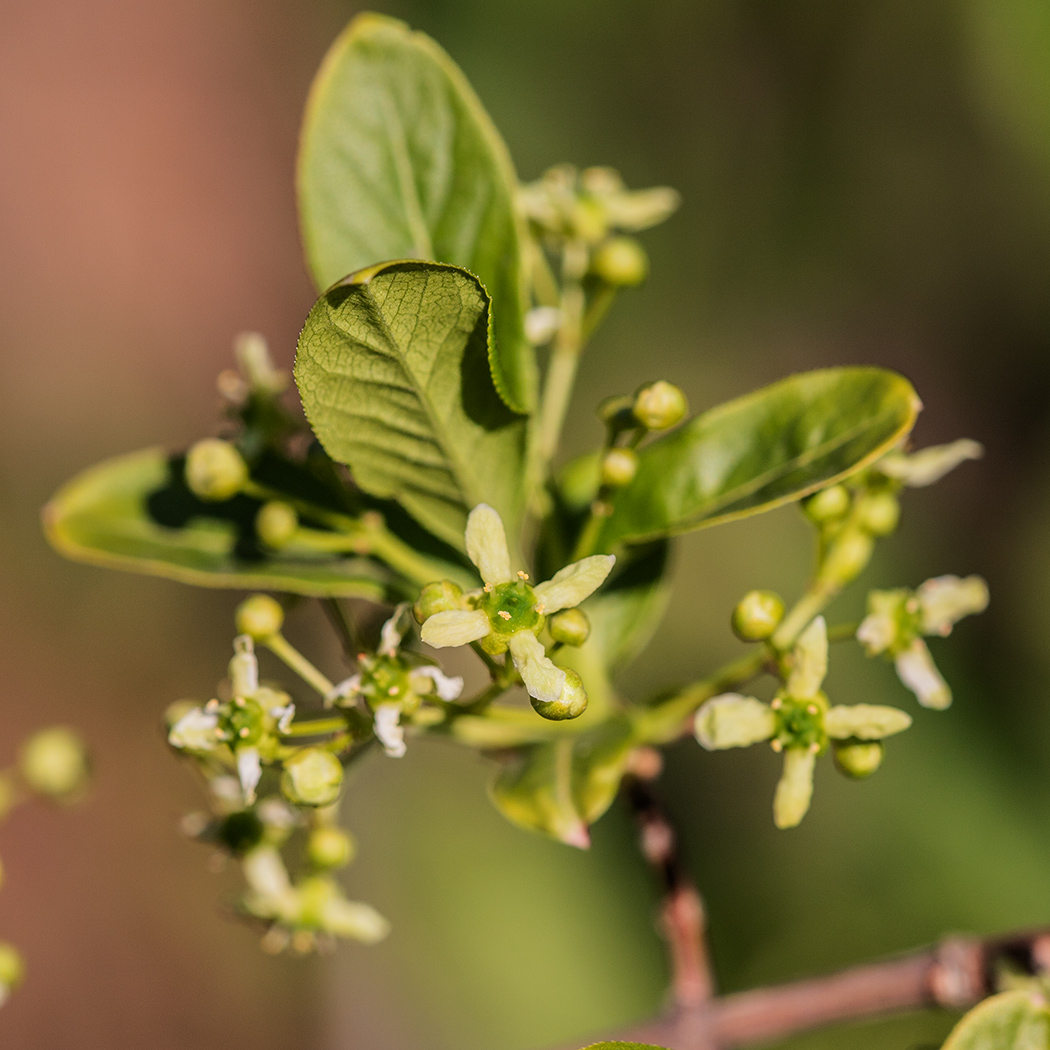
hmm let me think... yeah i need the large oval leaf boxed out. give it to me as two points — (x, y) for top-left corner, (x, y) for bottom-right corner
(295, 260), (528, 550)
(42, 448), (390, 598)
(942, 991), (1050, 1049)
(598, 367), (921, 548)
(298, 12), (535, 413)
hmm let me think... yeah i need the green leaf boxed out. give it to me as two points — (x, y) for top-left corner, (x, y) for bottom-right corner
(579, 1044), (674, 1050)
(298, 12), (535, 413)
(42, 448), (390, 599)
(598, 367), (921, 548)
(295, 260), (528, 550)
(942, 991), (1050, 1050)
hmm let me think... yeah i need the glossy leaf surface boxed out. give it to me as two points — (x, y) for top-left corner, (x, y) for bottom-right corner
(295, 260), (527, 549)
(298, 13), (535, 412)
(580, 1044), (674, 1050)
(942, 991), (1050, 1049)
(598, 367), (921, 548)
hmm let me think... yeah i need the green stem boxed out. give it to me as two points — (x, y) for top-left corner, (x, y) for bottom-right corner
(770, 584), (835, 652)
(281, 717), (347, 737)
(321, 598), (359, 659)
(264, 633), (335, 697)
(827, 621), (860, 643)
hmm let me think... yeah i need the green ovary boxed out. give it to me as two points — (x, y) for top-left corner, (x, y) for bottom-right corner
(482, 580), (542, 636)
(774, 694), (828, 752)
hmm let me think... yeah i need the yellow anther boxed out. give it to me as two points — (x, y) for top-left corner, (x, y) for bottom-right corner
(535, 603), (546, 615)
(518, 570), (530, 581)
(498, 610), (512, 620)
(239, 727), (250, 738)
(807, 704), (819, 715)
(484, 583), (493, 593)
(771, 739), (783, 752)
(205, 699), (219, 712)
(809, 742), (820, 753)
(771, 697), (782, 710)
(388, 685), (400, 695)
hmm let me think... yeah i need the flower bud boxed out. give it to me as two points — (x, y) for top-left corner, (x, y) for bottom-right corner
(530, 669), (588, 720)
(19, 727), (89, 799)
(802, 485), (850, 524)
(731, 590), (785, 641)
(281, 749), (344, 807)
(307, 827), (356, 870)
(0, 943), (25, 999)
(600, 447), (638, 488)
(184, 439), (248, 501)
(857, 492), (900, 537)
(833, 741), (884, 779)
(413, 580), (464, 624)
(236, 594), (284, 641)
(548, 608), (591, 647)
(256, 501), (298, 549)
(591, 236), (649, 286)
(818, 529), (875, 588)
(632, 381), (688, 430)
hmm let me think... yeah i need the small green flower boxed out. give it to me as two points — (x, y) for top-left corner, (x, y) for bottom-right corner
(419, 505), (615, 717)
(695, 617), (911, 828)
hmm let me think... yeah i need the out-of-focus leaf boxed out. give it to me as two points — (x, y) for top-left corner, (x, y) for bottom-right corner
(295, 260), (528, 550)
(579, 1044), (674, 1050)
(598, 368), (921, 548)
(941, 990), (1050, 1049)
(298, 12), (535, 413)
(42, 448), (389, 598)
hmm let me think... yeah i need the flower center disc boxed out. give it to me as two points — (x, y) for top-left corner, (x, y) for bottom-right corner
(774, 694), (827, 751)
(484, 580), (541, 635)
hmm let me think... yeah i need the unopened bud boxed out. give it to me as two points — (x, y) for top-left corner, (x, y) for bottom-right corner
(833, 741), (884, 779)
(591, 237), (649, 286)
(819, 529), (875, 588)
(531, 669), (588, 720)
(184, 439), (248, 501)
(307, 827), (356, 870)
(549, 608), (591, 647)
(803, 485), (850, 524)
(256, 501), (298, 549)
(858, 492), (900, 537)
(281, 749), (344, 807)
(633, 381), (688, 430)
(731, 590), (785, 642)
(413, 580), (464, 624)
(19, 727), (89, 800)
(236, 594), (284, 641)
(0, 943), (25, 997)
(600, 447), (638, 487)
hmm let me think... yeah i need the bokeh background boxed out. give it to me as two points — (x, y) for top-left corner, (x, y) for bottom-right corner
(3, 0), (1050, 1047)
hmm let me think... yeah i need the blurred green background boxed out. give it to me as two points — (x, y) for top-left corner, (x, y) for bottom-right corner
(3, 0), (1050, 1047)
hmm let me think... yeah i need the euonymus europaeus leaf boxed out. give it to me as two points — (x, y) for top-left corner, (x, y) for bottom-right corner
(298, 12), (535, 413)
(942, 991), (1050, 1049)
(598, 367), (921, 548)
(295, 260), (528, 550)
(42, 448), (390, 598)
(579, 1044), (675, 1050)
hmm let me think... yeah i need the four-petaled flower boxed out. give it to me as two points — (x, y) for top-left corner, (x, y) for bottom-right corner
(856, 575), (989, 709)
(419, 504), (615, 716)
(694, 617), (912, 828)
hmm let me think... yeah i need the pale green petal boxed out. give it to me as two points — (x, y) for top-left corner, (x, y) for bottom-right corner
(508, 631), (566, 704)
(373, 704), (406, 758)
(895, 638), (951, 709)
(917, 575), (989, 636)
(465, 503), (513, 584)
(877, 439), (983, 487)
(856, 612), (896, 656)
(320, 896), (390, 944)
(787, 616), (828, 698)
(421, 609), (490, 648)
(825, 704), (912, 740)
(168, 708), (219, 751)
(695, 694), (776, 750)
(773, 748), (816, 829)
(534, 555), (616, 613)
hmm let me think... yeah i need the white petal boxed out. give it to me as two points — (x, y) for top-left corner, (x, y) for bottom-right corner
(420, 609), (490, 648)
(320, 897), (390, 943)
(256, 797), (299, 830)
(373, 704), (406, 758)
(229, 635), (259, 697)
(324, 674), (362, 708)
(773, 748), (816, 829)
(825, 704), (912, 740)
(895, 639), (951, 709)
(533, 555), (616, 613)
(378, 603), (411, 657)
(856, 612), (897, 656)
(508, 632), (566, 704)
(917, 575), (989, 636)
(271, 703), (296, 734)
(787, 617), (828, 699)
(237, 747), (262, 804)
(878, 439), (983, 487)
(412, 665), (464, 701)
(168, 708), (219, 751)
(695, 694), (776, 750)
(465, 504), (513, 584)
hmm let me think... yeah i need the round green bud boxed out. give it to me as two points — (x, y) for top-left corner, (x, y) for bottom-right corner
(236, 594), (284, 641)
(731, 590), (786, 641)
(819, 529), (875, 588)
(184, 438), (248, 501)
(633, 381), (688, 431)
(858, 492), (900, 537)
(548, 608), (591, 647)
(307, 827), (356, 870)
(591, 236), (649, 287)
(217, 809), (266, 855)
(0, 943), (25, 993)
(281, 749), (344, 807)
(600, 447), (638, 488)
(530, 670), (588, 721)
(479, 631), (509, 655)
(256, 501), (298, 549)
(19, 727), (89, 799)
(413, 580), (464, 624)
(802, 485), (850, 524)
(833, 741), (884, 779)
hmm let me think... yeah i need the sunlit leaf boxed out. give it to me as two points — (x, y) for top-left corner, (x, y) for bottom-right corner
(941, 990), (1050, 1049)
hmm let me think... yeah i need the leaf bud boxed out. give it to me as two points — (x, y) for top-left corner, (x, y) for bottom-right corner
(184, 438), (248, 501)
(632, 381), (688, 430)
(530, 669), (588, 720)
(600, 447), (638, 488)
(307, 827), (356, 870)
(857, 492), (900, 537)
(281, 749), (344, 807)
(731, 590), (785, 641)
(236, 594), (284, 641)
(802, 485), (850, 524)
(19, 727), (89, 800)
(0, 942), (25, 999)
(256, 501), (298, 549)
(833, 741), (884, 779)
(591, 236), (649, 287)
(413, 580), (464, 624)
(548, 608), (591, 647)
